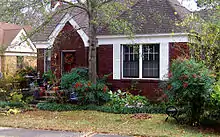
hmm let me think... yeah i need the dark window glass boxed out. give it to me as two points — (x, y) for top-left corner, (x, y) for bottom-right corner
(17, 56), (24, 69)
(142, 44), (159, 78)
(123, 45), (139, 78)
(45, 49), (51, 72)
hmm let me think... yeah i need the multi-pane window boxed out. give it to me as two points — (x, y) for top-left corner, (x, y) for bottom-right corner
(17, 56), (24, 69)
(123, 45), (139, 78)
(122, 44), (160, 78)
(45, 49), (51, 72)
(142, 44), (159, 78)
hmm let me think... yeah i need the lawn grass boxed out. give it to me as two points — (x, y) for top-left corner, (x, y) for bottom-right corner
(0, 110), (219, 137)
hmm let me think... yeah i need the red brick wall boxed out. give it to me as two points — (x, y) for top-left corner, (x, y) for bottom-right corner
(97, 42), (189, 100)
(36, 22), (87, 78)
(169, 42), (189, 64)
(97, 45), (160, 100)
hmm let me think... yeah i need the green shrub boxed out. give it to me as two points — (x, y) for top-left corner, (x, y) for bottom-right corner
(107, 90), (149, 110)
(9, 91), (24, 103)
(60, 68), (88, 89)
(0, 101), (24, 108)
(208, 79), (220, 120)
(73, 80), (110, 105)
(36, 102), (165, 114)
(165, 58), (215, 124)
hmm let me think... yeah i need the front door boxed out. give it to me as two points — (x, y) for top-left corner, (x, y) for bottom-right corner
(62, 52), (76, 73)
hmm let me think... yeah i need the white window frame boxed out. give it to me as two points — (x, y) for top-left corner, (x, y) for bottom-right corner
(122, 44), (160, 80)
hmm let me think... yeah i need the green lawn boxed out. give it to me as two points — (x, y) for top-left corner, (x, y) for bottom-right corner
(0, 110), (219, 137)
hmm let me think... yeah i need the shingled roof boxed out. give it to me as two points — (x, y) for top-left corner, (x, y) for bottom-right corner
(0, 22), (31, 47)
(32, 0), (190, 42)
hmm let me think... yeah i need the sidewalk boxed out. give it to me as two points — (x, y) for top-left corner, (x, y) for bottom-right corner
(0, 127), (130, 137)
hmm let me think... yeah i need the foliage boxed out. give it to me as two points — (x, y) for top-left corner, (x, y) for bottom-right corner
(60, 68), (89, 89)
(0, 101), (24, 108)
(0, 0), (48, 26)
(16, 66), (37, 77)
(42, 70), (58, 85)
(164, 58), (215, 124)
(36, 102), (165, 114)
(73, 80), (110, 105)
(181, 7), (220, 78)
(207, 79), (220, 120)
(107, 90), (149, 111)
(8, 91), (24, 103)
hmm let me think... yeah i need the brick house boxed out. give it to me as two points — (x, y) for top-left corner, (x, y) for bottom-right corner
(0, 22), (37, 75)
(33, 0), (190, 99)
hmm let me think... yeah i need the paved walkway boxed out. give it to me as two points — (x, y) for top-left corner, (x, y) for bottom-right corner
(0, 127), (130, 137)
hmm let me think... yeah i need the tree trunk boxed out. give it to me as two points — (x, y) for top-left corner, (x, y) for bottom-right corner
(88, 8), (97, 84)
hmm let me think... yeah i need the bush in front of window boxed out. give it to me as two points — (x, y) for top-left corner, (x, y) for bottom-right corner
(164, 58), (215, 125)
(60, 67), (89, 89)
(73, 79), (110, 105)
(107, 89), (150, 112)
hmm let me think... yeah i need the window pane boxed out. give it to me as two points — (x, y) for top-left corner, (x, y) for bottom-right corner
(45, 49), (51, 72)
(123, 45), (139, 78)
(142, 44), (159, 78)
(17, 56), (24, 69)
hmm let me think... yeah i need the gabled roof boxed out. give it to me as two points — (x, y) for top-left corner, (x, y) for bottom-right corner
(0, 22), (31, 47)
(32, 0), (190, 42)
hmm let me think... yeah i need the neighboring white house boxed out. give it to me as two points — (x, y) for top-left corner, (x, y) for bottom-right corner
(0, 22), (37, 75)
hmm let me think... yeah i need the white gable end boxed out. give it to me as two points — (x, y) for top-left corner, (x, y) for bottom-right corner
(6, 29), (36, 53)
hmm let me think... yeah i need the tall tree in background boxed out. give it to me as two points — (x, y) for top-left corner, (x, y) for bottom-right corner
(182, 0), (220, 77)
(0, 0), (48, 26)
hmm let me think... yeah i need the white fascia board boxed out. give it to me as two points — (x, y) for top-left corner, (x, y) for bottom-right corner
(48, 13), (89, 47)
(34, 42), (51, 49)
(6, 29), (37, 53)
(3, 52), (37, 56)
(98, 33), (189, 45)
(69, 18), (89, 47)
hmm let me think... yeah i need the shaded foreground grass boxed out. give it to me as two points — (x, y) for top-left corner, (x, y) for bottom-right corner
(0, 110), (219, 137)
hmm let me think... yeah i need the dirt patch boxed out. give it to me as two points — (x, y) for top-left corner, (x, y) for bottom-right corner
(130, 113), (152, 119)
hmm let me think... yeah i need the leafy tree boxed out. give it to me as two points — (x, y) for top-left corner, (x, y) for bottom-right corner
(0, 0), (48, 26)
(180, 2), (220, 78)
(0, 0), (137, 84)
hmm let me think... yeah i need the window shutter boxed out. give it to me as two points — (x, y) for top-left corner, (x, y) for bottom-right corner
(113, 44), (121, 80)
(160, 42), (169, 80)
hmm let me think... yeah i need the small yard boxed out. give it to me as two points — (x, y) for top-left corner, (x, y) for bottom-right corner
(0, 110), (219, 137)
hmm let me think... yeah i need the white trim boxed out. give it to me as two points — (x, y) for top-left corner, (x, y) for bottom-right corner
(48, 13), (89, 47)
(122, 77), (160, 80)
(160, 42), (169, 80)
(3, 52), (37, 56)
(98, 33), (188, 45)
(113, 44), (121, 80)
(68, 18), (89, 47)
(139, 45), (143, 79)
(35, 42), (51, 49)
(97, 33), (188, 39)
(6, 29), (37, 53)
(121, 44), (161, 80)
(62, 50), (76, 52)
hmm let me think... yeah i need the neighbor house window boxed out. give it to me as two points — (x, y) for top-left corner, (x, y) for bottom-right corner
(122, 44), (160, 79)
(17, 56), (24, 69)
(45, 49), (51, 72)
